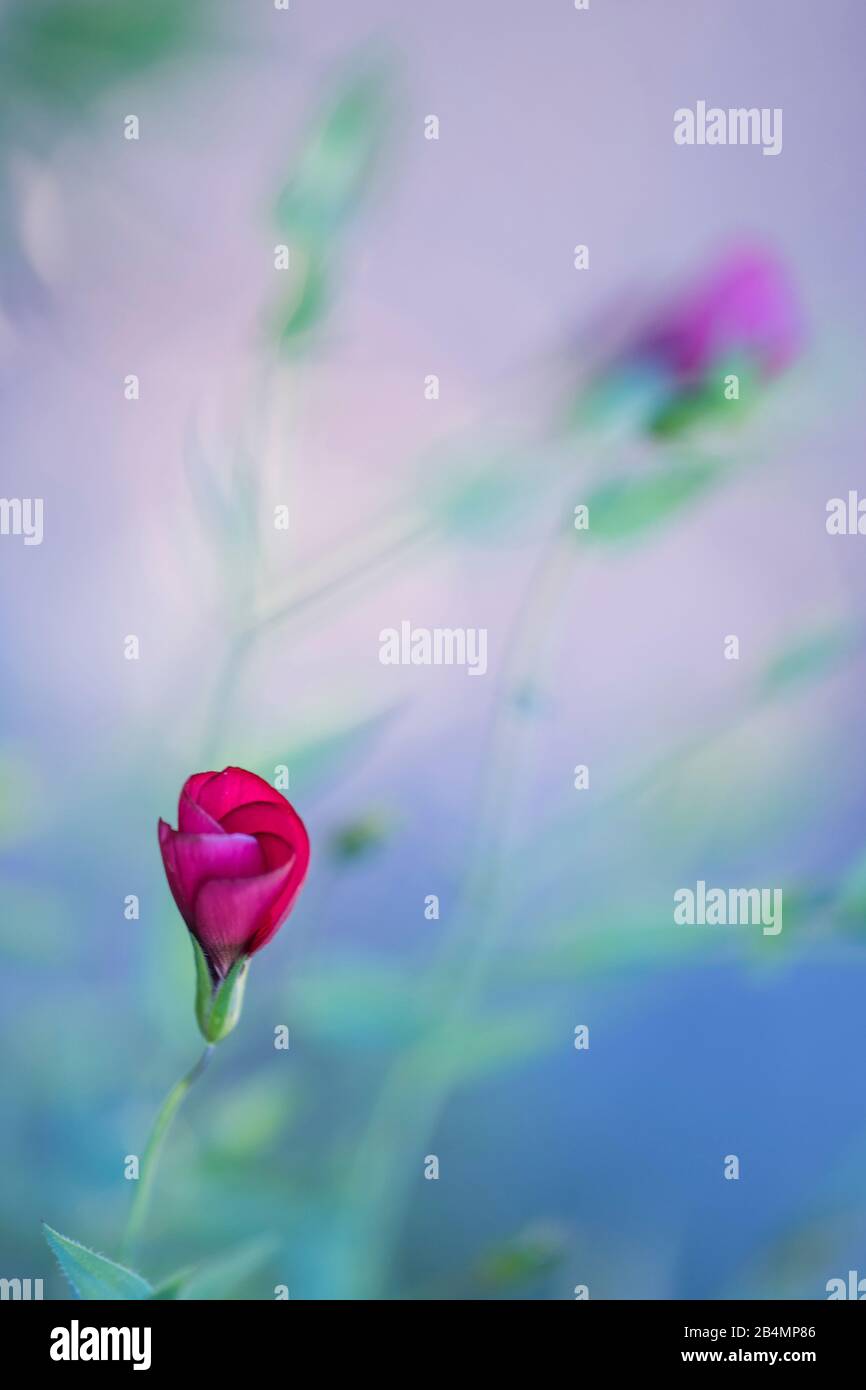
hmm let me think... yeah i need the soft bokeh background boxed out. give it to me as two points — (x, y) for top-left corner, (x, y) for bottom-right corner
(2, 0), (866, 1300)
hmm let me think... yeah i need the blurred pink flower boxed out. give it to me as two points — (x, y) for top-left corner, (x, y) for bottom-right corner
(633, 245), (801, 386)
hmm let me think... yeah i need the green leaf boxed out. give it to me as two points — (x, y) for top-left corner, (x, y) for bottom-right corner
(474, 1222), (569, 1290)
(419, 1009), (559, 1086)
(241, 706), (396, 803)
(0, 0), (203, 110)
(174, 1237), (276, 1301)
(206, 1077), (296, 1160)
(275, 63), (393, 243)
(758, 622), (859, 699)
(329, 809), (394, 862)
(581, 455), (721, 544)
(496, 909), (714, 981)
(275, 251), (331, 346)
(424, 446), (546, 543)
(43, 1224), (152, 1301)
(291, 957), (427, 1046)
(647, 358), (759, 438)
(149, 1267), (195, 1300)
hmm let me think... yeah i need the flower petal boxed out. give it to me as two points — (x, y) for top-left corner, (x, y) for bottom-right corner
(220, 798), (310, 895)
(158, 819), (191, 924)
(195, 767), (288, 824)
(171, 832), (265, 919)
(194, 860), (298, 978)
(178, 788), (224, 834)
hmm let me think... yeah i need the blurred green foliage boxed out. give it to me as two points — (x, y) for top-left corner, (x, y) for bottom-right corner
(271, 60), (394, 347)
(329, 809), (394, 863)
(0, 0), (203, 113)
(580, 454), (721, 544)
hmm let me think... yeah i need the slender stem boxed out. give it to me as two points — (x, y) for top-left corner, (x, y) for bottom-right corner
(346, 522), (579, 1297)
(120, 1045), (214, 1265)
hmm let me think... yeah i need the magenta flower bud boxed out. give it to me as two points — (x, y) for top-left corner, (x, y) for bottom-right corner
(158, 768), (310, 1039)
(633, 245), (801, 386)
(583, 246), (803, 439)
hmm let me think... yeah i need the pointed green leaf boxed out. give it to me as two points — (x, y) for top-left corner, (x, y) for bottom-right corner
(43, 1224), (152, 1301)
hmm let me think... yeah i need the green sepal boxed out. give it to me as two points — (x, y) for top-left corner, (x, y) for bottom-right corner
(191, 935), (214, 1037)
(190, 937), (249, 1043)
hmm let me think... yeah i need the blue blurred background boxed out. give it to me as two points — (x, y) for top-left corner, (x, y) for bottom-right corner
(2, 0), (866, 1299)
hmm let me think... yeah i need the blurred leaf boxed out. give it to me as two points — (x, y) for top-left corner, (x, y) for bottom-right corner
(174, 1236), (276, 1301)
(205, 1077), (295, 1160)
(474, 1222), (569, 1290)
(648, 358), (758, 438)
(329, 809), (394, 862)
(731, 1209), (860, 1299)
(735, 883), (835, 980)
(0, 0), (203, 110)
(648, 709), (831, 858)
(581, 455), (721, 544)
(149, 1266), (195, 1300)
(275, 63), (393, 243)
(758, 622), (859, 699)
(498, 910), (714, 981)
(573, 362), (672, 437)
(425, 448), (547, 543)
(292, 957), (426, 1046)
(246, 705), (396, 803)
(276, 250), (331, 346)
(43, 1223), (152, 1300)
(419, 1008), (559, 1085)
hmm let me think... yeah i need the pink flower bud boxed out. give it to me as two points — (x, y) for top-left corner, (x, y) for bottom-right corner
(158, 767), (310, 983)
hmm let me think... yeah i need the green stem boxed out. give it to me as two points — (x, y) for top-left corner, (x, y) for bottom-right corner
(120, 1045), (214, 1266)
(345, 521), (579, 1297)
